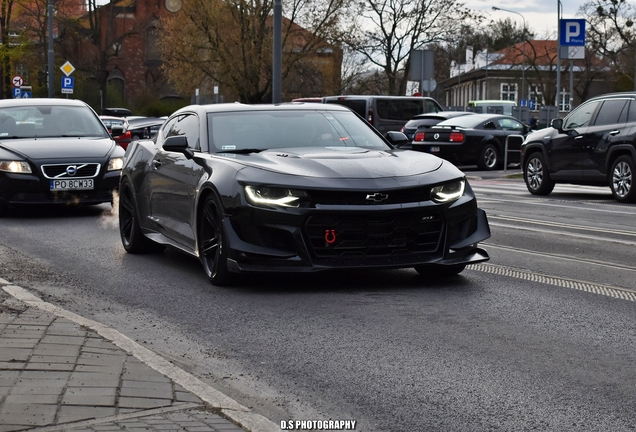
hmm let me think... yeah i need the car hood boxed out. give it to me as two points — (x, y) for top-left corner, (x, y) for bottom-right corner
(220, 146), (444, 178)
(524, 127), (555, 143)
(0, 138), (116, 160)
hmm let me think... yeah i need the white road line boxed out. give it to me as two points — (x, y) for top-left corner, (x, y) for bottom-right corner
(489, 222), (636, 246)
(483, 243), (636, 273)
(489, 215), (636, 237)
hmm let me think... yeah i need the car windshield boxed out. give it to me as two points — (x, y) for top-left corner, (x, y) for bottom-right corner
(208, 110), (389, 152)
(0, 105), (110, 139)
(437, 116), (486, 129)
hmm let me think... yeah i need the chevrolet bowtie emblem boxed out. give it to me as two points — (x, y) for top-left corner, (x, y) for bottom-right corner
(366, 192), (389, 203)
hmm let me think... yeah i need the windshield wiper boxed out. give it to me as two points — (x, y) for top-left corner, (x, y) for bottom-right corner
(217, 148), (264, 154)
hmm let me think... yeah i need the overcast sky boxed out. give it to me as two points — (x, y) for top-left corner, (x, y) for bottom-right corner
(476, 0), (589, 38)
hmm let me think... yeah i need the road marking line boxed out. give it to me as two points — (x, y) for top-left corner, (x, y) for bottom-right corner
(489, 222), (636, 247)
(489, 215), (636, 236)
(469, 263), (636, 302)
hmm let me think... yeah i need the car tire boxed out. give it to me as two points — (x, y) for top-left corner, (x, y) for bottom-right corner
(524, 152), (555, 195)
(414, 264), (466, 277)
(119, 179), (166, 253)
(198, 195), (233, 286)
(610, 155), (636, 203)
(477, 143), (500, 170)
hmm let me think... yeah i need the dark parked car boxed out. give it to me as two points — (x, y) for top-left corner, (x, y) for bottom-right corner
(522, 92), (636, 203)
(323, 95), (443, 135)
(118, 103), (491, 285)
(126, 116), (165, 141)
(411, 114), (528, 170)
(401, 111), (475, 144)
(0, 99), (125, 214)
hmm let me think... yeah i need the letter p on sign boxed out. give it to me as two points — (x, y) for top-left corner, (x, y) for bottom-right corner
(566, 22), (580, 43)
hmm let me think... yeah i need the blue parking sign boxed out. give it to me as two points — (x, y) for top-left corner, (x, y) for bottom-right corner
(61, 76), (74, 94)
(560, 19), (586, 46)
(12, 88), (21, 98)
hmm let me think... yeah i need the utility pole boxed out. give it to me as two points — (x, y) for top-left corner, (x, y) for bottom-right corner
(47, 0), (54, 98)
(272, 0), (282, 104)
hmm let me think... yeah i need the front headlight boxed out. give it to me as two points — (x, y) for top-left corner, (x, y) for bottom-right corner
(431, 179), (465, 203)
(0, 161), (32, 173)
(245, 185), (307, 208)
(108, 157), (124, 171)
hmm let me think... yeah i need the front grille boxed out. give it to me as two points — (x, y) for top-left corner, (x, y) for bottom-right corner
(305, 210), (444, 258)
(41, 163), (101, 179)
(308, 187), (431, 206)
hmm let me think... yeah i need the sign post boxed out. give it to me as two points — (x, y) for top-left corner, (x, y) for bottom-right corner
(60, 61), (75, 97)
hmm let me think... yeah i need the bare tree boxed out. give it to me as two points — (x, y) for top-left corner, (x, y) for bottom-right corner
(581, 0), (636, 89)
(343, 0), (482, 95)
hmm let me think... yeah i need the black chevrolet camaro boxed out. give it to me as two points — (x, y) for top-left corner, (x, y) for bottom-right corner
(0, 99), (125, 214)
(119, 103), (491, 285)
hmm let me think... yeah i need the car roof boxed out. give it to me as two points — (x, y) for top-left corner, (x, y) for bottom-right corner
(412, 111), (472, 119)
(0, 98), (89, 108)
(179, 102), (354, 115)
(323, 95), (438, 101)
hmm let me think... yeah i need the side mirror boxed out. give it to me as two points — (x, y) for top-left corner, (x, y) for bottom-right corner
(385, 131), (409, 147)
(162, 135), (194, 159)
(550, 118), (563, 130)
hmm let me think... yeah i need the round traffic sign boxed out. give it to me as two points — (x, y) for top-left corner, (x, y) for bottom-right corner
(12, 75), (24, 87)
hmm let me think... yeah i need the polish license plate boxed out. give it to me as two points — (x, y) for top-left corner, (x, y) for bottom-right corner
(50, 179), (94, 191)
(429, 146), (440, 153)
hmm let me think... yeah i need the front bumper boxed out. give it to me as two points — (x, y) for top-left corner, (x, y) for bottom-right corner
(222, 196), (491, 274)
(0, 170), (120, 206)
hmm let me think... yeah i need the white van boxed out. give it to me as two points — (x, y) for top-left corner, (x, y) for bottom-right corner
(467, 100), (516, 116)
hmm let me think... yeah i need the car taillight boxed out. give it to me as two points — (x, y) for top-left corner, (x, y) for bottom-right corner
(367, 110), (373, 125)
(413, 132), (426, 142)
(449, 132), (464, 142)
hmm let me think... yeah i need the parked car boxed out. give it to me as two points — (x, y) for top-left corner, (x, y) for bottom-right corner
(102, 107), (133, 117)
(118, 103), (491, 285)
(401, 111), (475, 144)
(322, 95), (443, 135)
(99, 115), (131, 149)
(411, 114), (528, 170)
(522, 92), (636, 203)
(0, 98), (125, 214)
(126, 117), (165, 141)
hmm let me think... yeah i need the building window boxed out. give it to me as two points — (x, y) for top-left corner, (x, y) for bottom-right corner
(146, 26), (161, 62)
(107, 69), (126, 106)
(559, 89), (570, 112)
(500, 83), (517, 102)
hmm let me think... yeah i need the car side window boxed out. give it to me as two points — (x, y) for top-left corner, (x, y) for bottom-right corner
(563, 100), (601, 129)
(498, 118), (524, 131)
(163, 114), (200, 150)
(593, 99), (628, 126)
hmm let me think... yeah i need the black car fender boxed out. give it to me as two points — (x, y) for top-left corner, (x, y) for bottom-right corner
(605, 144), (636, 173)
(521, 142), (549, 168)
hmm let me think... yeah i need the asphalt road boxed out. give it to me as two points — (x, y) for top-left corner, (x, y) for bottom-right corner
(1, 171), (636, 431)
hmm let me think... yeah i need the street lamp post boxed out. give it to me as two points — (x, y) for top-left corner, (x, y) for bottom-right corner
(492, 6), (527, 105)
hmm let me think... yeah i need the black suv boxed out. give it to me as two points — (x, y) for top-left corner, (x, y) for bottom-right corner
(521, 92), (636, 203)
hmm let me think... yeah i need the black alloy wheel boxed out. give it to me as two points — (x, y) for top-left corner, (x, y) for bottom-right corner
(524, 152), (555, 195)
(414, 264), (466, 277)
(198, 195), (232, 286)
(119, 180), (165, 253)
(610, 155), (636, 203)
(478, 143), (500, 170)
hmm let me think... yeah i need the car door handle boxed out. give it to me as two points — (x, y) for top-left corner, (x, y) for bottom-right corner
(609, 130), (620, 136)
(574, 135), (584, 140)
